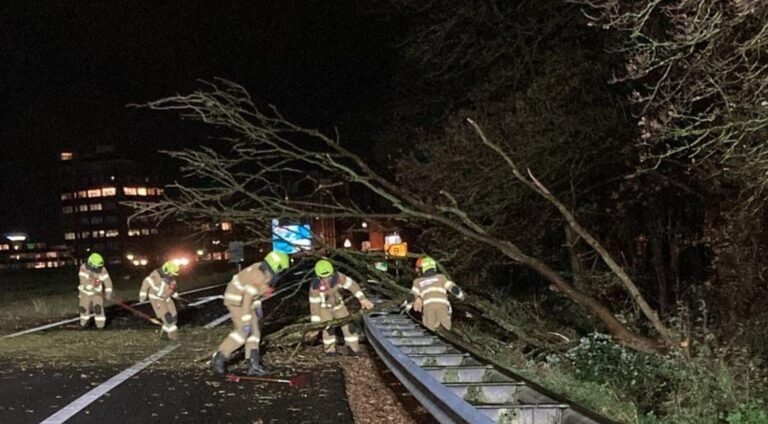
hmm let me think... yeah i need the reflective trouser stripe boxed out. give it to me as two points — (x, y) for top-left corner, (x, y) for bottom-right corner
(163, 324), (178, 333)
(344, 335), (359, 343)
(240, 314), (252, 322)
(333, 304), (345, 310)
(246, 336), (260, 344)
(94, 316), (106, 321)
(228, 332), (245, 344)
(423, 298), (450, 306)
(311, 315), (321, 322)
(323, 338), (336, 345)
(224, 293), (242, 303)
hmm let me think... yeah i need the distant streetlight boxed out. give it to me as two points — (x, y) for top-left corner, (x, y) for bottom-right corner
(361, 222), (368, 229)
(126, 254), (135, 261)
(5, 233), (27, 242)
(196, 249), (205, 256)
(343, 238), (352, 248)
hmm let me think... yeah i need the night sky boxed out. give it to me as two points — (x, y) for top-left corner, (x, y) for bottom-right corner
(0, 1), (398, 241)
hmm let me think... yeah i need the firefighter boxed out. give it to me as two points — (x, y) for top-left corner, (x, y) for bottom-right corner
(211, 250), (290, 376)
(78, 253), (113, 329)
(310, 259), (374, 356)
(411, 256), (465, 331)
(139, 261), (182, 340)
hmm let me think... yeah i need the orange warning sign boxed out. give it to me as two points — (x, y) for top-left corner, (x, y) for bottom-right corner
(386, 243), (408, 257)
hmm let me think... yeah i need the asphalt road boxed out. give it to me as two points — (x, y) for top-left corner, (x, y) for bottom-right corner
(0, 285), (357, 424)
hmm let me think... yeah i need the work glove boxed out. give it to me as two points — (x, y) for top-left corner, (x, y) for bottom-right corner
(255, 305), (264, 319)
(413, 297), (423, 313)
(360, 299), (374, 311)
(242, 325), (253, 335)
(261, 287), (275, 299)
(106, 293), (112, 301)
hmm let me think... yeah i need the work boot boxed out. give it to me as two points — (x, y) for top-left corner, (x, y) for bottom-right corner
(211, 351), (228, 376)
(246, 352), (272, 376)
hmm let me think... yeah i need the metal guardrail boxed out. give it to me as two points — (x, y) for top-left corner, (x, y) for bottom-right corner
(365, 312), (493, 423)
(364, 311), (618, 424)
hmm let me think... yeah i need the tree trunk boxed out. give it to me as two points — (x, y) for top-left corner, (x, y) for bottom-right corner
(565, 225), (587, 292)
(651, 216), (669, 317)
(507, 245), (665, 353)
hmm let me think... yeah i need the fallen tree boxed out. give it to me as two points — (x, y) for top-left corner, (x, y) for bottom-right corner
(129, 80), (674, 352)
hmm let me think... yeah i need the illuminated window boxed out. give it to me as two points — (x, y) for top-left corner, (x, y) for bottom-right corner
(62, 206), (73, 214)
(128, 229), (141, 237)
(46, 251), (58, 258)
(101, 187), (116, 196)
(137, 187), (148, 196)
(64, 232), (76, 240)
(141, 228), (150, 235)
(77, 190), (88, 198)
(88, 189), (101, 198)
(78, 205), (89, 212)
(212, 252), (222, 260)
(123, 187), (137, 196)
(61, 193), (72, 201)
(105, 229), (119, 238)
(60, 152), (73, 161)
(92, 230), (105, 238)
(221, 222), (232, 231)
(89, 203), (102, 211)
(0, 244), (9, 251)
(157, 188), (164, 195)
(81, 231), (91, 239)
(150, 228), (158, 234)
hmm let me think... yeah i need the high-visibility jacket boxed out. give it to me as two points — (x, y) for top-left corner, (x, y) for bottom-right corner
(78, 264), (113, 297)
(411, 272), (464, 307)
(309, 272), (367, 323)
(139, 269), (179, 302)
(223, 261), (273, 314)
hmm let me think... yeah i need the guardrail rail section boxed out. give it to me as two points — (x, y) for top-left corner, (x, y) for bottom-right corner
(364, 312), (616, 424)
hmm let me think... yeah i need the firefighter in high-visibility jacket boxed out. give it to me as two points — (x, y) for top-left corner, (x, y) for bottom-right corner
(139, 261), (182, 340)
(411, 256), (465, 331)
(211, 250), (291, 376)
(78, 253), (113, 329)
(310, 259), (374, 356)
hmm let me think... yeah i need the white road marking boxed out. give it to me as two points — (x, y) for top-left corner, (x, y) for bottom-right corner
(1, 318), (81, 339)
(204, 313), (231, 329)
(40, 343), (180, 424)
(2, 283), (228, 339)
(186, 295), (223, 307)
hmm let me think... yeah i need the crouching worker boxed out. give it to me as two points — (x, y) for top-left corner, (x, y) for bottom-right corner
(411, 256), (465, 331)
(78, 253), (113, 329)
(140, 261), (182, 340)
(310, 259), (374, 356)
(211, 250), (290, 376)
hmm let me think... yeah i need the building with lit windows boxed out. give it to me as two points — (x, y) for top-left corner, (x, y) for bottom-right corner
(59, 146), (168, 265)
(0, 232), (75, 270)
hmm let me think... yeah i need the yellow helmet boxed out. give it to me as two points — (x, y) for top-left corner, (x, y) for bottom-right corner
(162, 261), (180, 276)
(87, 253), (104, 268)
